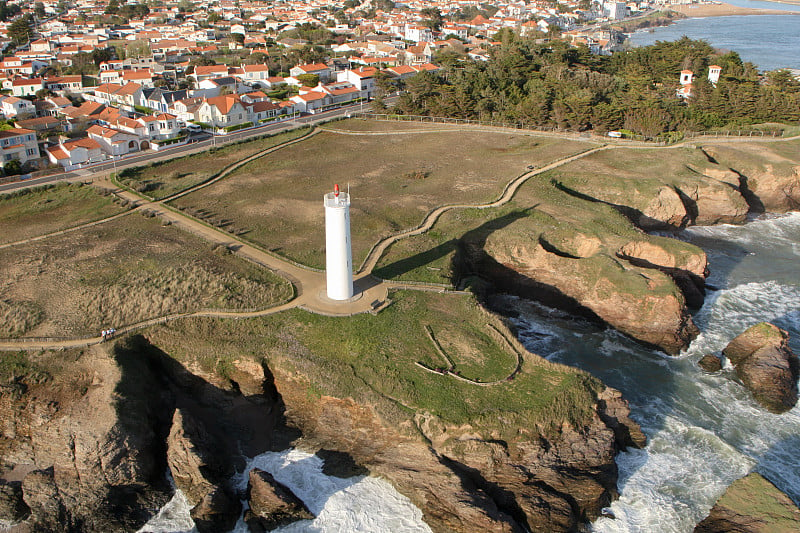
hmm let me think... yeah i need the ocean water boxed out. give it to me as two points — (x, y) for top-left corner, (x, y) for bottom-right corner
(629, 13), (800, 71)
(138, 449), (433, 533)
(512, 212), (800, 532)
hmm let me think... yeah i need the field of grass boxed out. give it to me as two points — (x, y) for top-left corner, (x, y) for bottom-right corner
(170, 121), (593, 269)
(703, 138), (800, 177)
(142, 289), (601, 439)
(0, 183), (126, 245)
(0, 213), (292, 338)
(375, 157), (705, 305)
(117, 128), (312, 200)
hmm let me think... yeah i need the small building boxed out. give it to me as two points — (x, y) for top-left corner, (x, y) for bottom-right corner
(0, 128), (41, 169)
(708, 65), (722, 86)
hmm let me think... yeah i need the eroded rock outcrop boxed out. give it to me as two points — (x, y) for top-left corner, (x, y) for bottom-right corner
(0, 343), (172, 533)
(469, 231), (699, 354)
(694, 472), (800, 532)
(722, 323), (799, 413)
(167, 409), (241, 532)
(704, 143), (800, 213)
(0, 335), (289, 532)
(275, 368), (645, 533)
(245, 468), (313, 532)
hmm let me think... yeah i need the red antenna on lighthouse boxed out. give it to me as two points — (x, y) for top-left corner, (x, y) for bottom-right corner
(334, 183), (340, 197)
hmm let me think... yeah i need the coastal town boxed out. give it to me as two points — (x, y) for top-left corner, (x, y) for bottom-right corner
(0, 0), (740, 176)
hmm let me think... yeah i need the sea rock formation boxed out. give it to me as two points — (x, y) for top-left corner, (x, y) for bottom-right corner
(167, 409), (241, 532)
(276, 370), (645, 533)
(722, 323), (799, 413)
(698, 354), (723, 373)
(244, 468), (313, 532)
(694, 472), (800, 532)
(468, 228), (699, 354)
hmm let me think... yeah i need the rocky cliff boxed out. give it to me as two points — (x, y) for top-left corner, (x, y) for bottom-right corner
(0, 330), (645, 533)
(456, 217), (705, 354)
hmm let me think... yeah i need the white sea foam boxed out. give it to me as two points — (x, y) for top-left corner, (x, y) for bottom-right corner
(231, 450), (433, 533)
(140, 449), (432, 533)
(137, 489), (197, 533)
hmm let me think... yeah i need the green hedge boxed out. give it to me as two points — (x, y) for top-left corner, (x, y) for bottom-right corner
(222, 121), (253, 133)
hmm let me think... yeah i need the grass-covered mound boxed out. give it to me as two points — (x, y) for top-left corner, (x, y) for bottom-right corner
(168, 120), (593, 269)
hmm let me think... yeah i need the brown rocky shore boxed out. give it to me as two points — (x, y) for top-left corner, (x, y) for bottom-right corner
(458, 142), (800, 356)
(0, 332), (645, 533)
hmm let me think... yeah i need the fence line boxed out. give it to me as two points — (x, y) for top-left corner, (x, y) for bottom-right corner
(353, 112), (785, 144)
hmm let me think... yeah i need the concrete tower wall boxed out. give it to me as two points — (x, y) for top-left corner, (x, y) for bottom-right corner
(324, 190), (353, 300)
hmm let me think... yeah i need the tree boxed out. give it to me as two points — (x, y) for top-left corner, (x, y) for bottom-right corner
(8, 15), (33, 45)
(420, 7), (442, 31)
(231, 32), (244, 45)
(0, 1), (21, 22)
(105, 0), (119, 13)
(3, 159), (22, 176)
(34, 2), (45, 18)
(296, 73), (320, 87)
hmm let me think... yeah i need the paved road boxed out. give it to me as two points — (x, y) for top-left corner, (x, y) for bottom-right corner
(0, 99), (384, 195)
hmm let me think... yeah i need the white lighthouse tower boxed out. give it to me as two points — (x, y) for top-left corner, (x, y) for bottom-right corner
(324, 184), (353, 300)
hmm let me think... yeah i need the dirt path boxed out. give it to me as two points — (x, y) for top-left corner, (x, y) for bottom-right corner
(358, 145), (610, 274)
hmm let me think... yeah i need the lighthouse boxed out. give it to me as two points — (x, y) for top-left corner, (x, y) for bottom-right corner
(324, 184), (353, 300)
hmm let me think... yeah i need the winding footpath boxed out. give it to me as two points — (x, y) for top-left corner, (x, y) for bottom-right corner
(2, 121), (796, 352)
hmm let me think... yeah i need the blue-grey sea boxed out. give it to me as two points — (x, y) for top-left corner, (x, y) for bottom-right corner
(513, 212), (800, 531)
(630, 2), (800, 71)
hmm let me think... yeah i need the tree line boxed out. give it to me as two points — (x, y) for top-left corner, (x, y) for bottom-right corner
(393, 36), (800, 137)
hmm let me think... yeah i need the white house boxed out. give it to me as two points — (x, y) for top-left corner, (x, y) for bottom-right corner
(0, 128), (41, 168)
(0, 96), (36, 118)
(47, 137), (105, 168)
(336, 68), (376, 99)
(11, 78), (44, 97)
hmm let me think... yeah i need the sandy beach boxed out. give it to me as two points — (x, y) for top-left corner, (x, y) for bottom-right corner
(669, 2), (800, 17)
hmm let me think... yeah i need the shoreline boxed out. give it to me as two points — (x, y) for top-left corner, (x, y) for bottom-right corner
(667, 2), (800, 18)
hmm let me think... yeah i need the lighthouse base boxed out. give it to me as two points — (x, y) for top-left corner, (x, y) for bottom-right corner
(318, 289), (363, 305)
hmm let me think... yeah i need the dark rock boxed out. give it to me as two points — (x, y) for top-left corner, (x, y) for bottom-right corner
(190, 486), (242, 533)
(316, 449), (368, 478)
(167, 409), (242, 532)
(596, 388), (648, 449)
(722, 323), (799, 413)
(698, 354), (723, 373)
(0, 480), (30, 522)
(245, 469), (313, 532)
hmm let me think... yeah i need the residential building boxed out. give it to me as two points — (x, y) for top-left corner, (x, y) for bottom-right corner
(0, 128), (41, 169)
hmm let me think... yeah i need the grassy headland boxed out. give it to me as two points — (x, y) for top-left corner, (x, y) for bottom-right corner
(141, 289), (602, 440)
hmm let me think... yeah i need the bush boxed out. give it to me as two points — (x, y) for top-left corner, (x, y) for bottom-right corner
(222, 121), (253, 133)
